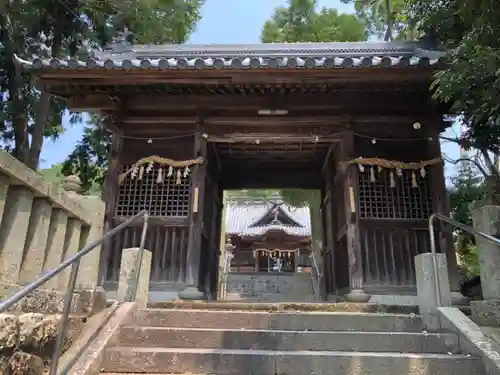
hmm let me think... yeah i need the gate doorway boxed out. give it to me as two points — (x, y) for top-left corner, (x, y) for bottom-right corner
(199, 139), (338, 301)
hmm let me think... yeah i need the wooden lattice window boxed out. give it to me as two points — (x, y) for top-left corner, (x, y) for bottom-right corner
(358, 168), (432, 219)
(116, 164), (191, 217)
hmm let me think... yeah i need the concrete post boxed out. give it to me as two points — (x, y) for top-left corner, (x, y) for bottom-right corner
(58, 218), (82, 289)
(0, 174), (10, 224)
(471, 205), (500, 300)
(18, 199), (53, 285)
(0, 186), (35, 292)
(43, 208), (69, 290)
(470, 205), (500, 326)
(61, 176), (105, 290)
(415, 253), (452, 331)
(117, 247), (152, 308)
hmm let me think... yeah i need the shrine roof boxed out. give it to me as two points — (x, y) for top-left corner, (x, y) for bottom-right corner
(225, 200), (311, 237)
(14, 41), (443, 71)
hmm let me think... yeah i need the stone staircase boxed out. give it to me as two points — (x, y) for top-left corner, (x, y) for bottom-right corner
(98, 306), (486, 375)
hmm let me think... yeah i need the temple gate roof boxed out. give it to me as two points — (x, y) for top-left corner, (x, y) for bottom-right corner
(14, 41), (443, 71)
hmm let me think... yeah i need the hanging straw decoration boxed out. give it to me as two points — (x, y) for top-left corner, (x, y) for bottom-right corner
(389, 171), (396, 188)
(369, 167), (376, 182)
(411, 171), (418, 188)
(341, 157), (441, 189)
(176, 169), (182, 185)
(156, 167), (163, 184)
(120, 155), (204, 185)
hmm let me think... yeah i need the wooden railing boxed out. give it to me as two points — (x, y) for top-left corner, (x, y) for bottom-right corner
(106, 217), (189, 285)
(359, 220), (430, 287)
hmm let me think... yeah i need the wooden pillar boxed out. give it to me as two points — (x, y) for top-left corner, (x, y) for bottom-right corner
(99, 124), (123, 285)
(428, 124), (468, 304)
(180, 124), (208, 299)
(342, 131), (370, 302)
(321, 156), (336, 296)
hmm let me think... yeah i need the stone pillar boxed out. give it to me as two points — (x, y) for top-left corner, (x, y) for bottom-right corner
(18, 199), (53, 285)
(0, 174), (10, 223)
(471, 205), (500, 300)
(62, 176), (105, 290)
(470, 205), (500, 326)
(0, 186), (35, 293)
(43, 208), (68, 290)
(415, 253), (452, 331)
(58, 218), (82, 289)
(117, 247), (152, 308)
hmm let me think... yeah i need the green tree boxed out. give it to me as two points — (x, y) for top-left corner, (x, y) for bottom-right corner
(449, 163), (485, 277)
(341, 0), (411, 40)
(407, 0), (500, 202)
(261, 0), (367, 43)
(1, 0), (203, 171)
(61, 1), (203, 192)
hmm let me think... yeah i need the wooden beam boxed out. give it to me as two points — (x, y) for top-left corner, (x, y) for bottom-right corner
(124, 115), (425, 125)
(66, 92), (431, 112)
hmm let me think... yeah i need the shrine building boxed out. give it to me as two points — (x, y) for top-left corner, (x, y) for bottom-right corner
(223, 198), (315, 301)
(14, 40), (466, 304)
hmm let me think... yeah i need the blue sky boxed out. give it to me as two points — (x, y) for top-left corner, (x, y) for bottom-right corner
(39, 0), (460, 178)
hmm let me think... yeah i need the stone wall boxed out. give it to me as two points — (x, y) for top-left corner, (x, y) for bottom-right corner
(0, 150), (105, 301)
(0, 151), (108, 374)
(226, 272), (315, 302)
(0, 312), (85, 374)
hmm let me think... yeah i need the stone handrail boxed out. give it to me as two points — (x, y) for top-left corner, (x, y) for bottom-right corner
(0, 150), (105, 301)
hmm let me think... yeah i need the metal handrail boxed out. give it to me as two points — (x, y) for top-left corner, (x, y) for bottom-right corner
(0, 209), (149, 375)
(429, 212), (500, 307)
(309, 252), (322, 301)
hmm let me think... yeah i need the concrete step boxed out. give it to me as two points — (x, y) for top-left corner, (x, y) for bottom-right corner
(117, 326), (460, 354)
(131, 308), (424, 332)
(147, 300), (418, 314)
(101, 347), (483, 375)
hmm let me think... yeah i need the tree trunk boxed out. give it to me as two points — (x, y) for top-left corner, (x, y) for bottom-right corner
(27, 90), (51, 169)
(384, 0), (393, 41)
(1, 11), (29, 164)
(27, 33), (62, 170)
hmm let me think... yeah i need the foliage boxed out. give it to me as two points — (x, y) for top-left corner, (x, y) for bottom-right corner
(448, 163), (485, 277)
(59, 0), (204, 193)
(62, 114), (110, 195)
(261, 0), (367, 43)
(341, 0), (411, 40)
(39, 163), (64, 186)
(0, 0), (203, 173)
(406, 0), (500, 185)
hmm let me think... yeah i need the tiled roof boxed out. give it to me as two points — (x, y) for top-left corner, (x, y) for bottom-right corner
(13, 41), (444, 71)
(225, 201), (311, 237)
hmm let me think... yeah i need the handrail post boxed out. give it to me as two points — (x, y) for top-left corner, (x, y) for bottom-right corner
(428, 214), (442, 307)
(49, 260), (81, 375)
(129, 212), (149, 302)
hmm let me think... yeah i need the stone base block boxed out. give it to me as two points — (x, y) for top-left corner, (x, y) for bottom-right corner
(471, 299), (500, 327)
(451, 291), (470, 306)
(76, 287), (107, 315)
(344, 289), (371, 303)
(0, 282), (105, 316)
(178, 286), (205, 300)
